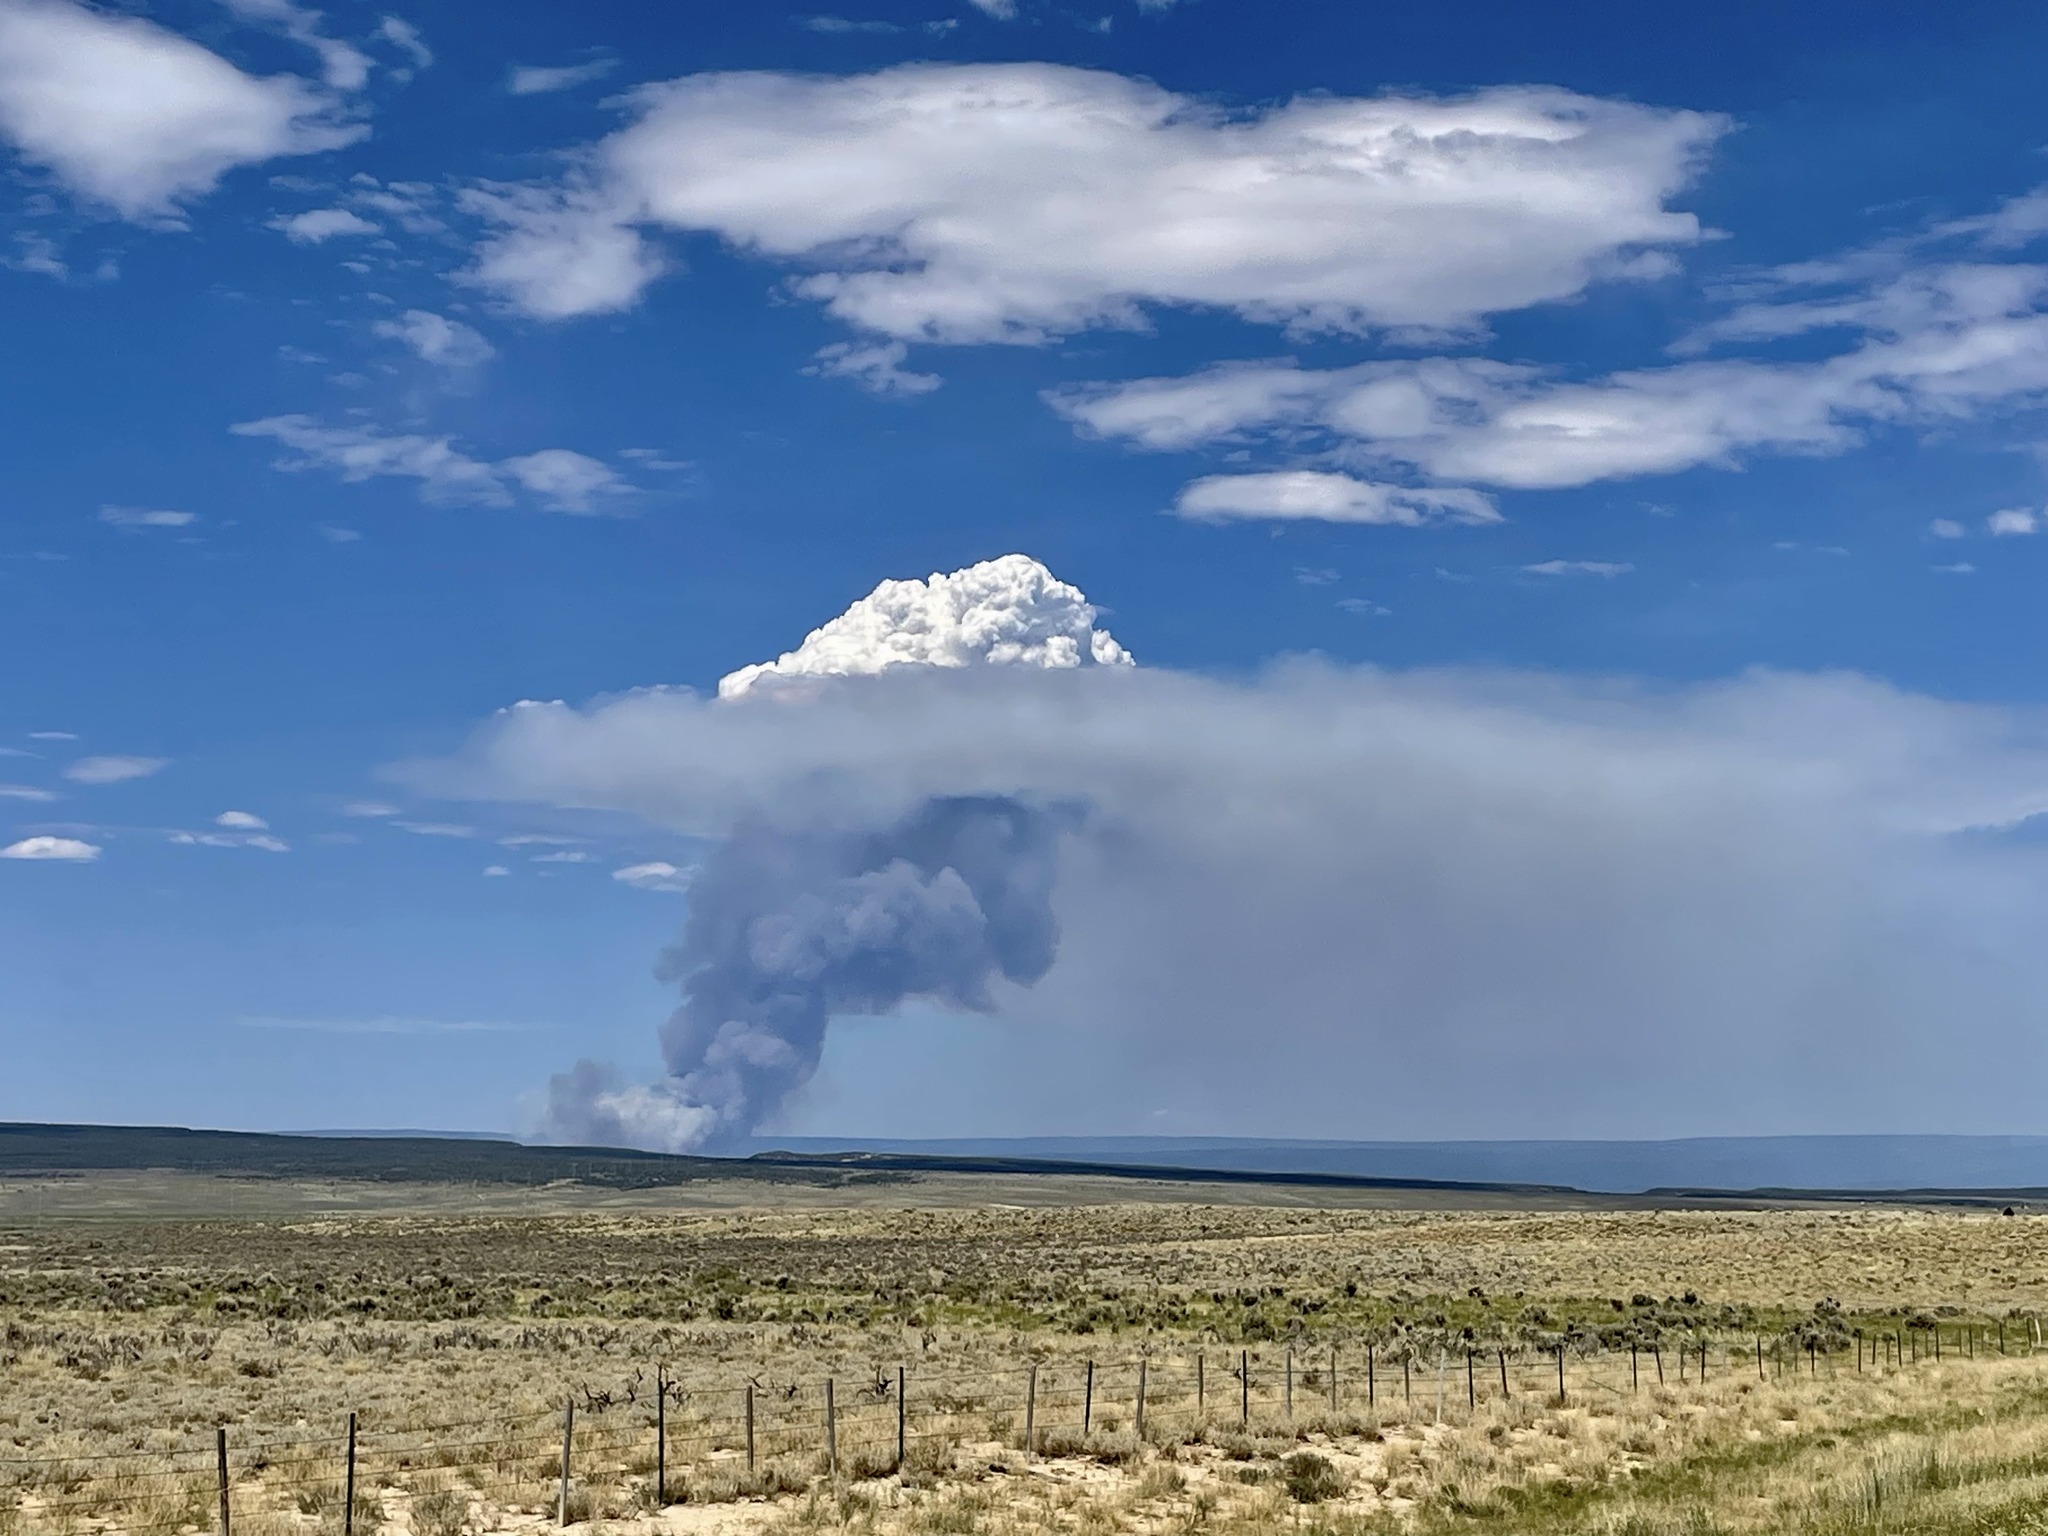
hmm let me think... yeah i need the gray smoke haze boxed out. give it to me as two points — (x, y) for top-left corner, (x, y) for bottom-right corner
(544, 795), (1064, 1150)
(428, 662), (2048, 1146)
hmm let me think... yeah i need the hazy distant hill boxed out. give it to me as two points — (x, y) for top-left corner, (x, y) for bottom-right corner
(9, 1122), (2048, 1200)
(745, 1133), (2048, 1194)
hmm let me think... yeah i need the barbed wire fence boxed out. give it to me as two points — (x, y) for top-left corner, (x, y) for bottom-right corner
(2, 1318), (2038, 1535)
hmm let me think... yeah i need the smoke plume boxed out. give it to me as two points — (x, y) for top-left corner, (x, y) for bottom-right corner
(545, 795), (1065, 1150)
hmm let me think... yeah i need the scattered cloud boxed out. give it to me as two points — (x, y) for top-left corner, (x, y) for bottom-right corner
(464, 67), (1719, 340)
(232, 417), (630, 513)
(965, 0), (1017, 16)
(1336, 597), (1392, 616)
(1293, 567), (1338, 586)
(217, 0), (371, 91)
(806, 341), (941, 396)
(798, 16), (902, 33)
(1930, 518), (1967, 539)
(0, 0), (363, 222)
(394, 820), (475, 837)
(1934, 561), (1977, 574)
(171, 828), (289, 852)
(613, 860), (690, 892)
(374, 16), (431, 71)
(216, 810), (268, 830)
(1055, 259), (2048, 493)
(319, 524), (361, 543)
(1988, 507), (2039, 536)
(482, 864), (511, 877)
(0, 784), (56, 800)
(28, 730), (75, 741)
(269, 207), (378, 243)
(1, 834), (99, 862)
(341, 799), (398, 817)
(532, 849), (593, 863)
(8, 230), (64, 277)
(98, 505), (195, 530)
(499, 449), (633, 515)
(1523, 560), (1635, 577)
(64, 754), (167, 784)
(618, 447), (693, 471)
(372, 309), (495, 368)
(1174, 471), (1500, 526)
(506, 59), (616, 95)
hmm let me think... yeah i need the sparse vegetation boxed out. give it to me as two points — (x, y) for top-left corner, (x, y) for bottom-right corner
(3, 1173), (2046, 1532)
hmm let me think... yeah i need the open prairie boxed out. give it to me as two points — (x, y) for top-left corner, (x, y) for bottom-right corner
(4, 1172), (2047, 1536)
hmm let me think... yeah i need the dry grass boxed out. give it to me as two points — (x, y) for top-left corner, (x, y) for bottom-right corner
(3, 1182), (2046, 1533)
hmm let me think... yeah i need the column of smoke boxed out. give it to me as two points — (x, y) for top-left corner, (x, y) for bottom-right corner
(546, 794), (1067, 1152)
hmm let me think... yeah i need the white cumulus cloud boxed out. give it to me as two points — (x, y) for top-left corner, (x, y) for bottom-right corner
(717, 553), (1134, 699)
(0, 0), (362, 222)
(1988, 507), (2039, 536)
(1174, 471), (1500, 526)
(465, 66), (1720, 341)
(1, 834), (99, 861)
(216, 810), (268, 829)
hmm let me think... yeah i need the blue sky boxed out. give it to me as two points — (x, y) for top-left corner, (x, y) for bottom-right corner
(6, 0), (2048, 1141)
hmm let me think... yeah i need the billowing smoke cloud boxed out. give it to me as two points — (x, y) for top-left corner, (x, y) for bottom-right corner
(421, 557), (2048, 1149)
(546, 796), (1064, 1150)
(537, 556), (1117, 1150)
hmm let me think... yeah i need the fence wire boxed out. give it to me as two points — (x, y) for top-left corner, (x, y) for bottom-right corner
(0, 1323), (2029, 1532)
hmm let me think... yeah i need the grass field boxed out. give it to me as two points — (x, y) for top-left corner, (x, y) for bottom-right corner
(3, 1170), (2046, 1534)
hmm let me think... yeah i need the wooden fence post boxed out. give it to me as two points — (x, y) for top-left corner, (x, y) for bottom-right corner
(1403, 1352), (1411, 1407)
(343, 1413), (356, 1536)
(1196, 1351), (1205, 1416)
(825, 1378), (837, 1477)
(1330, 1346), (1339, 1413)
(1555, 1345), (1566, 1406)
(1135, 1359), (1148, 1443)
(656, 1365), (667, 1506)
(1285, 1349), (1294, 1420)
(216, 1427), (231, 1536)
(1084, 1360), (1095, 1437)
(1465, 1350), (1474, 1411)
(558, 1398), (573, 1528)
(745, 1386), (756, 1474)
(1653, 1344), (1663, 1385)
(897, 1366), (907, 1472)
(1756, 1337), (1764, 1380)
(1240, 1351), (1249, 1427)
(1500, 1349), (1511, 1399)
(1025, 1364), (1038, 1458)
(1701, 1340), (1708, 1383)
(1367, 1343), (1374, 1407)
(1630, 1343), (1638, 1392)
